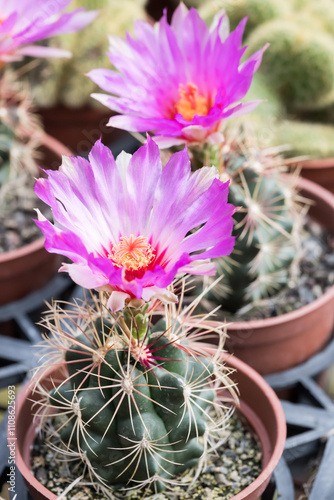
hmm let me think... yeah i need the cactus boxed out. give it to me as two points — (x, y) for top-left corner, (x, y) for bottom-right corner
(192, 129), (304, 313)
(267, 120), (334, 160)
(245, 74), (284, 122)
(21, 0), (146, 109)
(195, 0), (334, 160)
(35, 286), (236, 495)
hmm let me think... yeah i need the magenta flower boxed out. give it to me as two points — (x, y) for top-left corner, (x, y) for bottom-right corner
(34, 137), (235, 311)
(0, 0), (98, 62)
(88, 4), (267, 148)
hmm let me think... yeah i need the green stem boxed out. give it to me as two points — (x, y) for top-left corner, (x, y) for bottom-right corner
(123, 304), (149, 341)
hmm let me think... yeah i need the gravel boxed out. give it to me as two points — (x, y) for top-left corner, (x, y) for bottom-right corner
(231, 217), (334, 321)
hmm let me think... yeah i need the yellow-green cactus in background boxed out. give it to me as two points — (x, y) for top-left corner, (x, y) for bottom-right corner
(269, 121), (334, 159)
(192, 0), (334, 160)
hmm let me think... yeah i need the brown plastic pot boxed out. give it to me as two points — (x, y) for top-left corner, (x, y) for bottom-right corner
(13, 354), (286, 500)
(0, 133), (72, 306)
(298, 158), (334, 195)
(38, 106), (131, 161)
(225, 176), (334, 375)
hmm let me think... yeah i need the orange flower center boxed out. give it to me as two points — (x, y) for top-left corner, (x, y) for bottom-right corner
(109, 235), (155, 271)
(175, 83), (209, 121)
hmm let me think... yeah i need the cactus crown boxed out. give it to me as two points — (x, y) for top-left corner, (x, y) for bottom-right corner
(34, 283), (237, 497)
(194, 127), (307, 314)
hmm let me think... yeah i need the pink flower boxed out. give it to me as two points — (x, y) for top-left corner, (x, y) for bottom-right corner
(0, 0), (98, 62)
(88, 4), (267, 148)
(35, 137), (235, 311)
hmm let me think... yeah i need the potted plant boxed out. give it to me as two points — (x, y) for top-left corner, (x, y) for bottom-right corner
(86, 3), (334, 375)
(0, 0), (97, 306)
(11, 136), (285, 498)
(17, 0), (146, 156)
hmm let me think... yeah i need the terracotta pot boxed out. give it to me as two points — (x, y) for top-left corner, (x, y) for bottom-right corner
(297, 158), (334, 195)
(13, 354), (286, 500)
(37, 106), (132, 161)
(0, 133), (71, 306)
(225, 176), (334, 375)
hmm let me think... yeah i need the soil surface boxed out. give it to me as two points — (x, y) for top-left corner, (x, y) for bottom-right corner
(0, 175), (51, 253)
(228, 217), (334, 321)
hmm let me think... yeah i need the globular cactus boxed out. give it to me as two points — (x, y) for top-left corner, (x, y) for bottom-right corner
(194, 130), (304, 313)
(198, 0), (291, 40)
(36, 288), (235, 495)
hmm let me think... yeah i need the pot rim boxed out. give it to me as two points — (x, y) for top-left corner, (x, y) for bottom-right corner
(0, 131), (72, 264)
(216, 352), (286, 500)
(13, 354), (286, 500)
(297, 157), (334, 169)
(228, 175), (334, 331)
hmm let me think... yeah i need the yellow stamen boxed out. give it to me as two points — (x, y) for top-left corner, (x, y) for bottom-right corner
(109, 235), (155, 271)
(175, 83), (209, 121)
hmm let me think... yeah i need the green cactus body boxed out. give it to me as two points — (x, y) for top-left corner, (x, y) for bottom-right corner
(199, 142), (302, 313)
(198, 0), (290, 39)
(49, 316), (216, 492)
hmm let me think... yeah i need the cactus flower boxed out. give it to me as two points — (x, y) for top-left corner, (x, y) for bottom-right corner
(88, 3), (267, 147)
(0, 0), (98, 62)
(35, 137), (235, 311)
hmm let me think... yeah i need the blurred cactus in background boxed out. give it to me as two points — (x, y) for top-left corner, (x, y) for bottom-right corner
(268, 120), (334, 160)
(193, 0), (334, 160)
(35, 288), (236, 494)
(18, 0), (146, 109)
(0, 72), (49, 252)
(246, 21), (334, 112)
